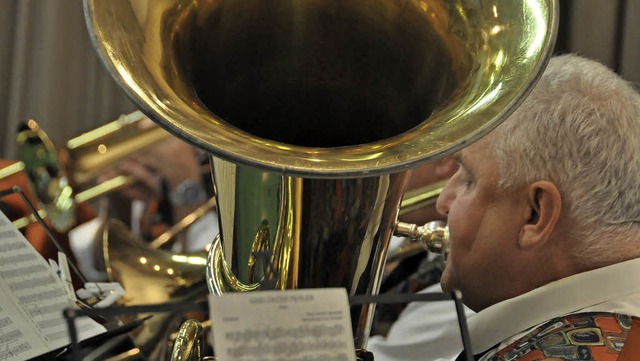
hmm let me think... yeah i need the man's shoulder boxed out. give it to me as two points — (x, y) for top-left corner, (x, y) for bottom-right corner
(484, 312), (640, 361)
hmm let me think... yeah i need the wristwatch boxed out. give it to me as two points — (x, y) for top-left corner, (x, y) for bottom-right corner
(169, 179), (207, 207)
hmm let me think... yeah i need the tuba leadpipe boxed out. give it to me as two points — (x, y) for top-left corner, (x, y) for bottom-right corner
(84, 0), (558, 352)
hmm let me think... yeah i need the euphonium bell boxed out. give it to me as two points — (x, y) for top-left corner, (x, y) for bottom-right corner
(84, 0), (558, 350)
(103, 219), (209, 359)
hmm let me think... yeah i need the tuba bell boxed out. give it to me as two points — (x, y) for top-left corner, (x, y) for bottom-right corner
(84, 0), (558, 351)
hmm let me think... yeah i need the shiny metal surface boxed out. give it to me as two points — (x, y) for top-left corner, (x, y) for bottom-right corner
(149, 197), (217, 250)
(0, 161), (25, 180)
(84, 0), (558, 352)
(84, 0), (557, 177)
(65, 110), (170, 185)
(16, 120), (76, 231)
(170, 319), (205, 361)
(205, 159), (410, 346)
(395, 220), (450, 258)
(103, 220), (209, 359)
(11, 112), (169, 231)
(10, 175), (134, 230)
(399, 179), (446, 216)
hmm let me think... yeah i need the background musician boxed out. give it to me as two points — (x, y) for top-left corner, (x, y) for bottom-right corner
(97, 118), (211, 242)
(67, 122), (217, 281)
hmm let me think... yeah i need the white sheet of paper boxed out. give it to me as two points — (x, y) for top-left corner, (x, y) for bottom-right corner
(0, 210), (106, 360)
(210, 288), (356, 361)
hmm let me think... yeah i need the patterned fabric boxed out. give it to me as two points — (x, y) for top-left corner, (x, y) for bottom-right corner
(481, 312), (640, 361)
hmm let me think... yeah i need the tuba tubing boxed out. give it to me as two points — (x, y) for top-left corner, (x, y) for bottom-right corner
(84, 0), (559, 353)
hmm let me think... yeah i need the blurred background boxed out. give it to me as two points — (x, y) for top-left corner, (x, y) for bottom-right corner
(0, 0), (639, 156)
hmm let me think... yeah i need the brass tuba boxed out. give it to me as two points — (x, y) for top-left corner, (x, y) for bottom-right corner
(84, 0), (558, 351)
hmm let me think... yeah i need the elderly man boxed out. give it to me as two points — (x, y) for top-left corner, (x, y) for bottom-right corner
(435, 54), (640, 360)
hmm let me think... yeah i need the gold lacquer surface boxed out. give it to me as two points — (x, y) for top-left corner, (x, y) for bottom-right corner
(84, 0), (557, 177)
(16, 121), (76, 232)
(65, 111), (170, 185)
(103, 220), (209, 357)
(206, 159), (410, 348)
(170, 319), (204, 361)
(84, 0), (558, 351)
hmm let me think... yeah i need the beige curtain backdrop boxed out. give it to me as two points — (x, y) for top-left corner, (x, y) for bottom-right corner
(0, 0), (638, 160)
(0, 0), (136, 159)
(568, 0), (640, 85)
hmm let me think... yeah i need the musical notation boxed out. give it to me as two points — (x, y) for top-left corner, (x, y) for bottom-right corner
(226, 339), (349, 358)
(26, 302), (70, 318)
(0, 342), (32, 360)
(0, 317), (10, 328)
(17, 289), (67, 305)
(0, 252), (39, 266)
(225, 324), (346, 343)
(0, 264), (48, 280)
(0, 210), (106, 360)
(0, 239), (27, 253)
(7, 276), (51, 292)
(0, 330), (23, 347)
(211, 288), (356, 361)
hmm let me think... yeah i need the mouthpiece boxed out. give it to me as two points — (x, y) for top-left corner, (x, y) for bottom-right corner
(394, 220), (450, 260)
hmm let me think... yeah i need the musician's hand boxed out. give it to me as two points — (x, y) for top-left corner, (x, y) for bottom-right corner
(100, 155), (163, 203)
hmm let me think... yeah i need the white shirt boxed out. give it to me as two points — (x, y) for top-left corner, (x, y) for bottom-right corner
(367, 283), (475, 361)
(368, 257), (640, 361)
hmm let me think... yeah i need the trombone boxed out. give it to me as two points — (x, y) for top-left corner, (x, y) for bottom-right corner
(5, 111), (172, 231)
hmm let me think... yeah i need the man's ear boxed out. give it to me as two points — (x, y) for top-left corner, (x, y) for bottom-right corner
(520, 180), (562, 249)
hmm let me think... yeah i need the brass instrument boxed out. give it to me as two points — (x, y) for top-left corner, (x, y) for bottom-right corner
(149, 197), (218, 250)
(170, 320), (215, 361)
(74, 202), (217, 361)
(84, 0), (558, 358)
(10, 111), (171, 231)
(384, 180), (448, 262)
(399, 180), (447, 218)
(65, 111), (170, 186)
(103, 219), (209, 360)
(0, 161), (26, 180)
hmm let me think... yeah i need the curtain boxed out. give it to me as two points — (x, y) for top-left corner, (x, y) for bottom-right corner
(0, 0), (136, 159)
(564, 0), (640, 85)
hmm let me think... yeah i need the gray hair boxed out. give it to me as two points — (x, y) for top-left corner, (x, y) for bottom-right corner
(491, 54), (640, 265)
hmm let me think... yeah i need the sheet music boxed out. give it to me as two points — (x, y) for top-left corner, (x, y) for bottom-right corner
(210, 288), (356, 361)
(0, 211), (106, 360)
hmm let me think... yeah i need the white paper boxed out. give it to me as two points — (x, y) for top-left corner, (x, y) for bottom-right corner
(0, 210), (106, 360)
(210, 288), (356, 361)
